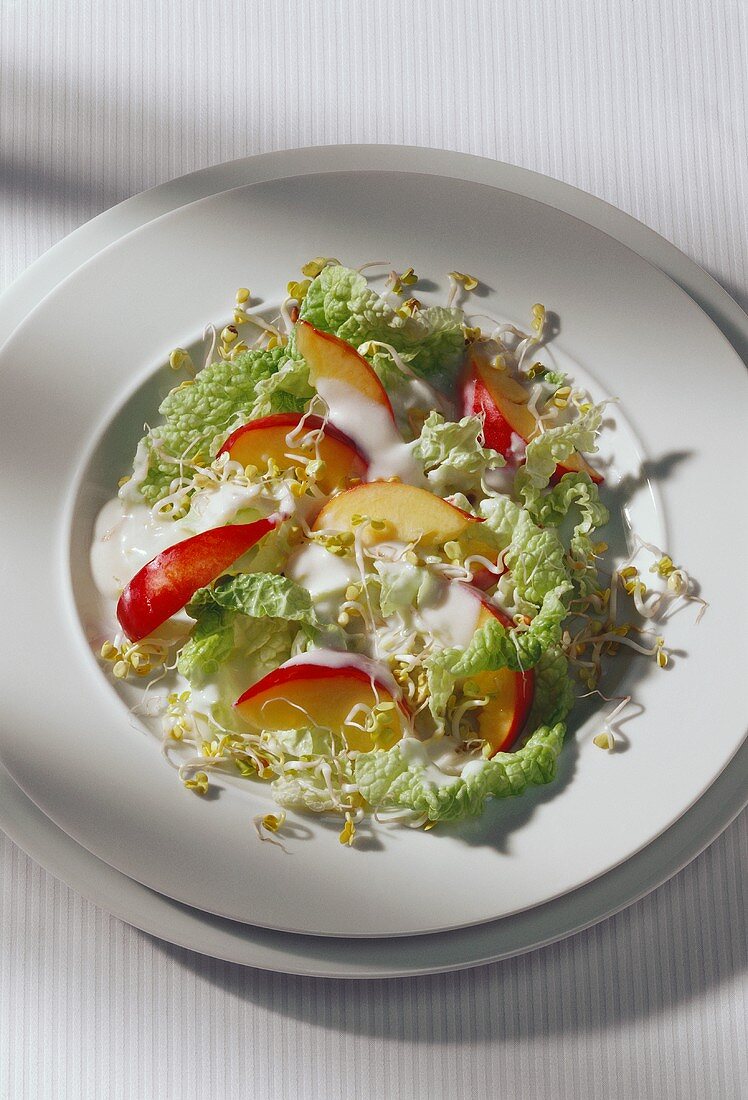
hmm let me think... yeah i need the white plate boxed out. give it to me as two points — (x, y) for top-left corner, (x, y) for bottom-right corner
(1, 147), (746, 973)
(0, 741), (744, 978)
(0, 149), (745, 939)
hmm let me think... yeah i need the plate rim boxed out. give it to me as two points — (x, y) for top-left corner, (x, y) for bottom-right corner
(0, 146), (746, 972)
(0, 746), (744, 978)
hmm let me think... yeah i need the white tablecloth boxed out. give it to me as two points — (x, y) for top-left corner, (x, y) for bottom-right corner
(1, 2), (746, 1097)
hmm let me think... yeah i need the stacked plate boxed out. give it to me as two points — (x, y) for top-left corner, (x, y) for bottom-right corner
(0, 147), (745, 977)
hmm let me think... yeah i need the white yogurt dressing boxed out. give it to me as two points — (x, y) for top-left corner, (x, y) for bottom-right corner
(187, 480), (265, 527)
(189, 678), (222, 714)
(285, 542), (360, 621)
(91, 498), (186, 600)
(281, 646), (402, 699)
(398, 738), (463, 788)
(510, 431), (527, 462)
(400, 736), (488, 787)
(312, 375), (426, 485)
(91, 480), (275, 598)
(482, 465), (515, 495)
(415, 580), (482, 650)
(118, 438), (152, 504)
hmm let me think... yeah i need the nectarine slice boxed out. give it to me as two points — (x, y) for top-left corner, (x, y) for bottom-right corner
(462, 354), (603, 483)
(116, 517), (275, 642)
(235, 657), (409, 751)
(312, 480), (497, 561)
(296, 320), (395, 418)
(460, 589), (535, 756)
(218, 413), (367, 494)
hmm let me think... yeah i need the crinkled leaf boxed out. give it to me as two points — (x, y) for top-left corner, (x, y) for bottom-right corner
(503, 512), (568, 608)
(271, 771), (343, 814)
(267, 727), (335, 759)
(136, 347), (305, 503)
(515, 403), (604, 492)
(529, 646), (576, 728)
(247, 355), (314, 420)
(177, 605), (235, 681)
(481, 494), (571, 612)
(179, 573), (317, 686)
(192, 572), (317, 625)
(521, 471), (609, 596)
(373, 561), (441, 618)
(478, 493), (522, 549)
(179, 610), (296, 692)
(300, 265), (464, 383)
(355, 724), (566, 822)
(412, 411), (505, 495)
(523, 471), (608, 535)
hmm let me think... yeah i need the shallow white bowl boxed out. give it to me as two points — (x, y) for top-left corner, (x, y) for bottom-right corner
(0, 149), (745, 938)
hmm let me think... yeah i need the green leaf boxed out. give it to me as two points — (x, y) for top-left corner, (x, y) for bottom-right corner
(136, 346), (306, 503)
(373, 561), (442, 618)
(521, 471), (609, 596)
(271, 770), (344, 813)
(300, 265), (465, 383)
(514, 403), (604, 492)
(480, 496), (571, 610)
(354, 723), (566, 822)
(412, 411), (505, 495)
(523, 471), (608, 534)
(478, 493), (522, 548)
(179, 610), (296, 694)
(178, 573), (318, 688)
(178, 571), (350, 697)
(268, 727), (335, 758)
(247, 355), (314, 419)
(193, 572), (317, 624)
(176, 605), (235, 681)
(529, 646), (576, 728)
(504, 515), (568, 608)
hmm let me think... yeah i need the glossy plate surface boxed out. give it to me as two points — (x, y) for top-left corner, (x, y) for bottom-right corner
(0, 148), (745, 937)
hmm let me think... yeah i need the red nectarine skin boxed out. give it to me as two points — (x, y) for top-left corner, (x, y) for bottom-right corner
(116, 517), (275, 642)
(462, 369), (517, 458)
(234, 660), (409, 751)
(462, 358), (603, 484)
(462, 585), (535, 754)
(236, 663), (408, 717)
(236, 661), (372, 703)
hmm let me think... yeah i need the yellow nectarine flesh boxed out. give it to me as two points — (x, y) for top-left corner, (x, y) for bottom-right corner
(235, 664), (406, 752)
(296, 320), (394, 415)
(219, 413), (366, 494)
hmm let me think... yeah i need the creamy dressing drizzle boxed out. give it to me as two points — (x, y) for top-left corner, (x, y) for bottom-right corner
(398, 738), (463, 788)
(311, 375), (425, 485)
(281, 647), (401, 700)
(91, 479), (276, 597)
(415, 581), (482, 650)
(285, 543), (360, 620)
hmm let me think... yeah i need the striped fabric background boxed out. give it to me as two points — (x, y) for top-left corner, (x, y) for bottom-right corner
(1, 1), (746, 1097)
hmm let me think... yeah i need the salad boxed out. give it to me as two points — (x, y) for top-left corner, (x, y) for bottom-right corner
(92, 261), (701, 845)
